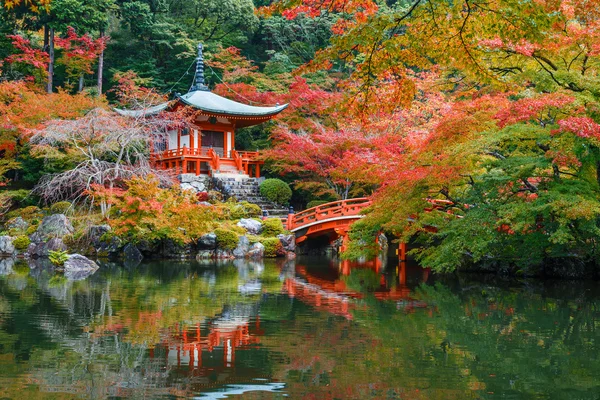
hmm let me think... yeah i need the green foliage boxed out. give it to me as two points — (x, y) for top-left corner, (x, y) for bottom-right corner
(306, 200), (328, 209)
(261, 237), (284, 257)
(48, 250), (69, 266)
(50, 201), (72, 215)
(260, 178), (292, 205)
(25, 225), (38, 235)
(226, 201), (262, 219)
(214, 228), (239, 251)
(262, 218), (284, 237)
(12, 235), (30, 251)
(6, 206), (43, 222)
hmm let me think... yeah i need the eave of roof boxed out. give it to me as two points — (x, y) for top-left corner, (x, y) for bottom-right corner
(114, 90), (288, 119)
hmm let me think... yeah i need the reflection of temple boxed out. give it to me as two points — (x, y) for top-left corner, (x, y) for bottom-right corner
(154, 305), (264, 377)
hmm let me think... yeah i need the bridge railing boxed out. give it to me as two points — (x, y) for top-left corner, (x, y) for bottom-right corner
(289, 197), (372, 231)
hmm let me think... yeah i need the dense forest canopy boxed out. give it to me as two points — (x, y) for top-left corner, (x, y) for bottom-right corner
(2, 0), (600, 274)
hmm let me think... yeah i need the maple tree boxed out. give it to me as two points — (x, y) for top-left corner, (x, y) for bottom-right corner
(54, 26), (108, 91)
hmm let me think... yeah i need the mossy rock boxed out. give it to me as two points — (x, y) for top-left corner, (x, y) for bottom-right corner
(12, 235), (31, 251)
(261, 237), (285, 257)
(215, 228), (239, 251)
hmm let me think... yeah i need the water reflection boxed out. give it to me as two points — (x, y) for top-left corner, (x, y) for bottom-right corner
(0, 256), (599, 398)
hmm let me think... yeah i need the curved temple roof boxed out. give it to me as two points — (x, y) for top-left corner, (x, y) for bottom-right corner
(114, 90), (288, 120)
(179, 90), (287, 117)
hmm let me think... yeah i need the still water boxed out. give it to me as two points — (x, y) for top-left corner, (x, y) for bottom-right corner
(0, 255), (599, 399)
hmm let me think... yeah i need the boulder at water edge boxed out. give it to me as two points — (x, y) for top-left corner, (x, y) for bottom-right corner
(63, 254), (99, 280)
(277, 234), (296, 252)
(198, 233), (217, 250)
(233, 236), (250, 258)
(0, 236), (15, 256)
(247, 242), (265, 259)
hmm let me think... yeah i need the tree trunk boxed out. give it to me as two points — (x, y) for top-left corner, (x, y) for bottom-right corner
(78, 74), (84, 92)
(97, 29), (105, 95)
(47, 27), (55, 94)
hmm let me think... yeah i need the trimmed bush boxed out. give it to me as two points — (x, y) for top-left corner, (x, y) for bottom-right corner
(262, 218), (285, 237)
(261, 237), (284, 257)
(259, 179), (292, 205)
(306, 200), (328, 209)
(13, 235), (31, 251)
(50, 201), (72, 214)
(215, 228), (239, 251)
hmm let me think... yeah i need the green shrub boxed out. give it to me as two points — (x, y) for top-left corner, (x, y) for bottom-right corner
(215, 228), (239, 251)
(49, 250), (69, 266)
(13, 235), (31, 251)
(262, 218), (285, 237)
(261, 237), (284, 257)
(50, 201), (72, 215)
(306, 200), (328, 209)
(259, 179), (292, 205)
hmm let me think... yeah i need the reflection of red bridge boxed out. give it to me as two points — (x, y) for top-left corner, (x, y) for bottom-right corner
(285, 198), (372, 246)
(283, 261), (427, 320)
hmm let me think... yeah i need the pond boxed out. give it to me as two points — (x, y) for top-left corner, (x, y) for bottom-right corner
(0, 255), (599, 399)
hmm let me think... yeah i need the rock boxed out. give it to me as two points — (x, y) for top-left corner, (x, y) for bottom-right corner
(247, 242), (265, 259)
(123, 243), (143, 266)
(237, 219), (263, 235)
(32, 214), (74, 242)
(86, 225), (111, 245)
(0, 236), (16, 255)
(63, 254), (99, 280)
(233, 236), (250, 258)
(179, 173), (196, 183)
(198, 201), (212, 207)
(27, 237), (67, 258)
(180, 183), (195, 192)
(215, 249), (234, 259)
(378, 233), (389, 251)
(196, 250), (215, 259)
(277, 234), (296, 252)
(286, 251), (296, 260)
(7, 217), (29, 232)
(191, 181), (206, 191)
(0, 258), (14, 275)
(198, 233), (217, 250)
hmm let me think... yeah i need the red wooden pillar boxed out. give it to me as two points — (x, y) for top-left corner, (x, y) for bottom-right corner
(255, 164), (260, 178)
(196, 160), (200, 176)
(190, 130), (194, 151)
(399, 242), (407, 261)
(398, 261), (407, 286)
(177, 129), (181, 150)
(182, 159), (188, 174)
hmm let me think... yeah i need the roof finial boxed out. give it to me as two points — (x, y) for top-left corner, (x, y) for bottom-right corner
(192, 43), (209, 92)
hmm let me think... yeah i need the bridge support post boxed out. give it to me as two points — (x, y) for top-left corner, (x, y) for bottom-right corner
(399, 242), (407, 262)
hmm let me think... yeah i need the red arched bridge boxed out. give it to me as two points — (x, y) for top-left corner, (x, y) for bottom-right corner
(284, 198), (372, 246)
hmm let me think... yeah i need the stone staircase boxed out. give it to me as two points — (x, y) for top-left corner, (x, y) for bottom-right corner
(211, 174), (289, 217)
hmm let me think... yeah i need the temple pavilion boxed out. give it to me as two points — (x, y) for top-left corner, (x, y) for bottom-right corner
(115, 44), (287, 178)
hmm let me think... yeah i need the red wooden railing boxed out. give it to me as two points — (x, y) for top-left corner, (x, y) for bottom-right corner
(231, 149), (243, 171)
(208, 148), (220, 171)
(288, 198), (372, 231)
